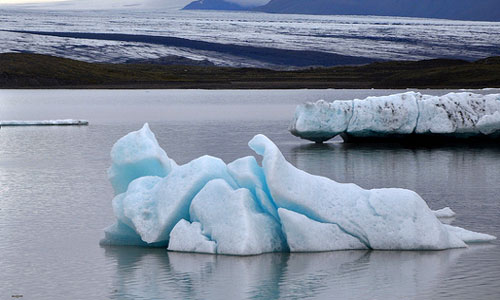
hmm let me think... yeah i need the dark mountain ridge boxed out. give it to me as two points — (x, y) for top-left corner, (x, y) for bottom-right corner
(183, 0), (249, 11)
(257, 0), (500, 21)
(184, 0), (500, 22)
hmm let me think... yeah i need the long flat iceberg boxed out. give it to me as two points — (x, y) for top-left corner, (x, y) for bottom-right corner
(0, 119), (89, 126)
(101, 124), (495, 255)
(289, 92), (500, 142)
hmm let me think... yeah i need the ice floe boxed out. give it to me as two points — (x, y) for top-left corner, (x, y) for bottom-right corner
(290, 92), (500, 142)
(0, 119), (88, 126)
(101, 124), (496, 254)
(433, 207), (456, 218)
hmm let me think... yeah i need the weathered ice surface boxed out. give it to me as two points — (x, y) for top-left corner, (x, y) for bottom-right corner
(101, 125), (496, 255)
(290, 92), (500, 143)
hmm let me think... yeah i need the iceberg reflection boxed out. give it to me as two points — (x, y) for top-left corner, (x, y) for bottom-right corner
(103, 246), (491, 299)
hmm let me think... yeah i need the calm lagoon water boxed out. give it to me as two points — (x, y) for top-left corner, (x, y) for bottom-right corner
(1, 89), (500, 299)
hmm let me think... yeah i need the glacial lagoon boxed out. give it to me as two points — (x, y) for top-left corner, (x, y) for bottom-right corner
(1, 89), (500, 299)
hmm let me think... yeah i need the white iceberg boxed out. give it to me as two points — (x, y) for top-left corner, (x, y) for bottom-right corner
(0, 119), (88, 126)
(433, 207), (456, 218)
(101, 124), (495, 255)
(290, 92), (500, 142)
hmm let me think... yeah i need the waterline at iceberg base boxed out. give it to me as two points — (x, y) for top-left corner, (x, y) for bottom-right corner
(289, 92), (500, 143)
(100, 124), (495, 255)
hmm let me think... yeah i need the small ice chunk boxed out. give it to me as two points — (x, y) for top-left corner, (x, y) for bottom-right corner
(168, 220), (216, 254)
(433, 207), (456, 218)
(108, 123), (176, 195)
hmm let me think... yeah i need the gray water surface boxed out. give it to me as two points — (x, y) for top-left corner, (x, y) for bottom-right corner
(1, 89), (499, 299)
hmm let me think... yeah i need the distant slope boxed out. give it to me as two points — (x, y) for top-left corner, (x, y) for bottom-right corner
(256, 0), (500, 22)
(1, 53), (500, 89)
(183, 0), (248, 11)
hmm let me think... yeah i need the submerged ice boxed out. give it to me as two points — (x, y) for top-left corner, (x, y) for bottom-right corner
(101, 124), (496, 255)
(290, 92), (500, 142)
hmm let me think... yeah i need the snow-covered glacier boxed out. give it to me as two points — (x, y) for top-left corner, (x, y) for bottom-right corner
(290, 92), (500, 143)
(101, 124), (495, 255)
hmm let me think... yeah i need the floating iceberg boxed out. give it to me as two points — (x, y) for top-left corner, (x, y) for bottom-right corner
(101, 124), (495, 255)
(0, 119), (88, 126)
(433, 207), (456, 219)
(289, 92), (500, 142)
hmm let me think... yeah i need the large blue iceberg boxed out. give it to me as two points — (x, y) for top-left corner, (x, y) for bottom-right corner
(289, 92), (500, 142)
(101, 124), (496, 255)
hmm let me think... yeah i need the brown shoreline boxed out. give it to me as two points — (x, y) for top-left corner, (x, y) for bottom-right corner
(1, 53), (499, 89)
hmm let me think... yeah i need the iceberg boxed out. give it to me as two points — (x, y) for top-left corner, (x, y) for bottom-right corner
(289, 92), (500, 142)
(433, 207), (456, 219)
(101, 124), (495, 255)
(0, 119), (88, 126)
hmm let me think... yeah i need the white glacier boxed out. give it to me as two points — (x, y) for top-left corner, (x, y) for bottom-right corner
(101, 124), (496, 255)
(290, 92), (500, 142)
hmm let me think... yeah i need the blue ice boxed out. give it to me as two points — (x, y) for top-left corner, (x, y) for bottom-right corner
(101, 124), (496, 255)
